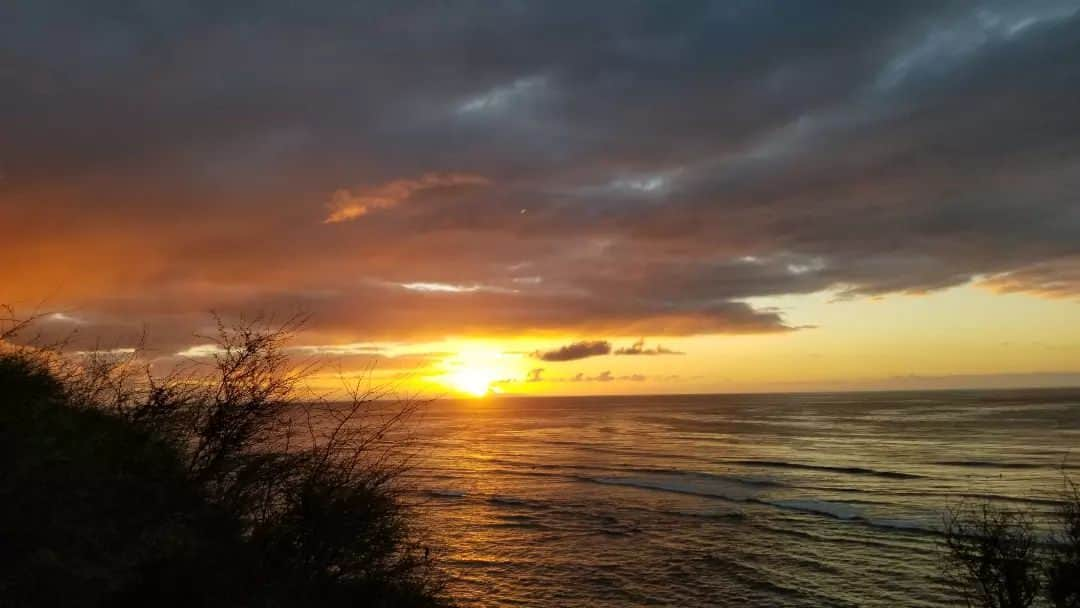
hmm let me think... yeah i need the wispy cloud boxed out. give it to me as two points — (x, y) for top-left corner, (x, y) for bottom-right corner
(176, 344), (224, 358)
(398, 282), (517, 295)
(289, 343), (385, 356)
(400, 282), (483, 293)
(457, 75), (547, 114)
(979, 257), (1080, 299)
(324, 173), (489, 223)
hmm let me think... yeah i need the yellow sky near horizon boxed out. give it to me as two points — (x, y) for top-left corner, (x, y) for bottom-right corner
(297, 285), (1080, 398)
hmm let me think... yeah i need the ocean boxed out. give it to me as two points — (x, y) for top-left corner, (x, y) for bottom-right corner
(404, 389), (1080, 607)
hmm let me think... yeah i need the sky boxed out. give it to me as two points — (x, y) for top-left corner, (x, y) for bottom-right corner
(2, 1), (1079, 397)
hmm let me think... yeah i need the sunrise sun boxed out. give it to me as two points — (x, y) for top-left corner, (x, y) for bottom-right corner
(446, 367), (495, 397)
(438, 347), (516, 397)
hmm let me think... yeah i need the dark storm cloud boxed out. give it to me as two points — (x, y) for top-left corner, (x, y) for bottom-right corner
(3, 1), (1080, 350)
(533, 340), (611, 362)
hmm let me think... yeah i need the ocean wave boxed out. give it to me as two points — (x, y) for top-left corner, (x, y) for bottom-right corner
(477, 457), (608, 472)
(425, 489), (467, 498)
(862, 517), (940, 533)
(489, 520), (549, 530)
(762, 499), (940, 533)
(800, 485), (1067, 508)
(727, 459), (924, 479)
(627, 468), (788, 487)
(536, 440), (713, 463)
(930, 460), (1074, 470)
(577, 474), (938, 533)
(487, 495), (541, 507)
(579, 474), (767, 502)
(944, 492), (1064, 507)
(661, 509), (748, 521)
(765, 498), (861, 520)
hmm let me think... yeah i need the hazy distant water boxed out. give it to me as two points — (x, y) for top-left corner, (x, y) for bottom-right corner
(403, 390), (1080, 607)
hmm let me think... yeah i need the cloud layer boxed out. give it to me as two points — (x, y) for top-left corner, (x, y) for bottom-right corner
(2, 1), (1080, 353)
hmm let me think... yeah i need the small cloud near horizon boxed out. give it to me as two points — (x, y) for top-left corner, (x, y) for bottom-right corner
(614, 338), (683, 356)
(532, 340), (612, 362)
(565, 371), (646, 382)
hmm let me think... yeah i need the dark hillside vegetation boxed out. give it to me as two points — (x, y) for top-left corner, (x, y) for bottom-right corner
(942, 475), (1080, 608)
(0, 310), (449, 607)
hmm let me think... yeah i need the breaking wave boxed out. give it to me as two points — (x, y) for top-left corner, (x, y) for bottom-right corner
(728, 460), (924, 479)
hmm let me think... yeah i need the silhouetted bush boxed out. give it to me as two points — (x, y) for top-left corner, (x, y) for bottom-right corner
(943, 503), (1042, 608)
(942, 476), (1080, 608)
(1, 309), (449, 607)
(1043, 477), (1080, 608)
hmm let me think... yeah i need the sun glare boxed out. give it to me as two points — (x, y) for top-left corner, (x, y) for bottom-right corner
(447, 367), (495, 397)
(438, 346), (518, 397)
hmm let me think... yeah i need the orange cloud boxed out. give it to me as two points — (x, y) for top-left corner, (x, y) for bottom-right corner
(324, 172), (490, 223)
(979, 258), (1080, 299)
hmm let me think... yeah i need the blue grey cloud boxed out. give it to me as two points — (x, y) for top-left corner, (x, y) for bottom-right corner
(2, 1), (1079, 348)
